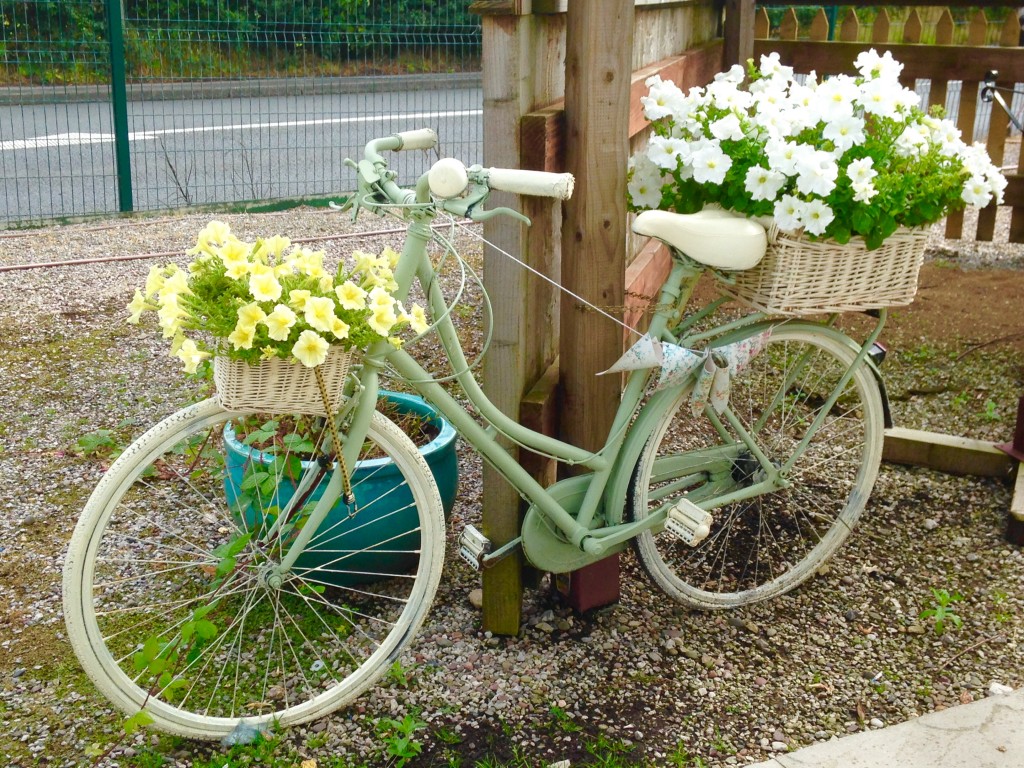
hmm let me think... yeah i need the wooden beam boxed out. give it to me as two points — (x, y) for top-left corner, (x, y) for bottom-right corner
(521, 42), (724, 174)
(519, 358), (561, 488)
(883, 427), (1015, 478)
(723, 0), (756, 67)
(559, 0), (635, 610)
(624, 238), (673, 333)
(752, 41), (1024, 82)
(1008, 463), (1024, 544)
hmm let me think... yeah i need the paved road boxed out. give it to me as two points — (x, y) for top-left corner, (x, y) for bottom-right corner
(0, 77), (483, 225)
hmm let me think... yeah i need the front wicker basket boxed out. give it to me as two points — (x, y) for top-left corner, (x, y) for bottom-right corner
(717, 225), (930, 316)
(214, 346), (354, 415)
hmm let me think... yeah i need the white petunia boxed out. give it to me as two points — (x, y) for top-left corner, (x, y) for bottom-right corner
(641, 75), (687, 121)
(798, 199), (835, 236)
(744, 166), (787, 202)
(794, 150), (839, 197)
(961, 175), (993, 207)
(822, 114), (866, 154)
(773, 194), (803, 232)
(852, 180), (878, 204)
(854, 49), (904, 82)
(690, 143), (732, 185)
(846, 157), (877, 185)
(709, 113), (745, 142)
(647, 135), (687, 170)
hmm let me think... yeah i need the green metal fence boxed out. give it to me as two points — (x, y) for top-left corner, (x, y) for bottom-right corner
(0, 1), (482, 227)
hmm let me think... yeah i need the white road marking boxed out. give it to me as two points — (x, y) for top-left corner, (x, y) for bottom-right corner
(0, 109), (482, 151)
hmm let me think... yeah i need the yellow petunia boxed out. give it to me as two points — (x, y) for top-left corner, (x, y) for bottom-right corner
(249, 271), (282, 303)
(292, 329), (329, 368)
(409, 304), (430, 334)
(264, 304), (297, 341)
(126, 290), (149, 324)
(144, 265), (166, 298)
(288, 289), (312, 312)
(381, 246), (400, 269)
(352, 249), (377, 275)
(368, 306), (397, 337)
(330, 317), (350, 341)
(157, 299), (185, 339)
(159, 268), (191, 300)
(335, 281), (367, 310)
(303, 296), (336, 334)
(237, 302), (267, 327)
(174, 338), (209, 374)
(368, 286), (396, 311)
(228, 323), (256, 350)
(262, 234), (291, 260)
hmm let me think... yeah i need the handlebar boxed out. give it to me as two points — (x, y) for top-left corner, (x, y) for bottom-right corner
(349, 130), (574, 219)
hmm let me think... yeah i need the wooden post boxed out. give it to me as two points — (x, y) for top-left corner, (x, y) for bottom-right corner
(723, 0), (756, 67)
(559, 0), (634, 611)
(473, 4), (563, 635)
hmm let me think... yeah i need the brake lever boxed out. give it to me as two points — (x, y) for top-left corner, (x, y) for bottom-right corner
(469, 206), (531, 225)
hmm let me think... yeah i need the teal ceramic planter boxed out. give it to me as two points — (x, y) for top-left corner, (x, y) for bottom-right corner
(223, 391), (458, 587)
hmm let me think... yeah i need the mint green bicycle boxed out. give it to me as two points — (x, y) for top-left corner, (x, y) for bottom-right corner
(63, 129), (886, 738)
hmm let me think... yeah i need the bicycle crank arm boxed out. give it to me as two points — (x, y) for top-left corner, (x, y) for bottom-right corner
(458, 525), (522, 571)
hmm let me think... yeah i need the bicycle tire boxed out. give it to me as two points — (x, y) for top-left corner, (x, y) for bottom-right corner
(629, 325), (884, 609)
(63, 397), (445, 739)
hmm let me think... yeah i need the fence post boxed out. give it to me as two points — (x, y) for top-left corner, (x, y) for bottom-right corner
(558, 0), (634, 611)
(105, 0), (133, 213)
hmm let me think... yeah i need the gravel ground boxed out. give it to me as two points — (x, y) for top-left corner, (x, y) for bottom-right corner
(0, 206), (1022, 768)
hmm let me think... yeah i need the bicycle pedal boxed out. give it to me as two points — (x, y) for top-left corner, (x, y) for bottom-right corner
(665, 499), (713, 547)
(459, 525), (491, 571)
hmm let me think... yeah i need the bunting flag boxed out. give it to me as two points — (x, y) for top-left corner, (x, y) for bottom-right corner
(599, 330), (772, 416)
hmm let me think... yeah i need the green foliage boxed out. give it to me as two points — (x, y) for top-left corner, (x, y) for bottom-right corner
(375, 714), (427, 767)
(919, 588), (964, 635)
(3, 0), (480, 83)
(77, 428), (118, 457)
(387, 659), (416, 689)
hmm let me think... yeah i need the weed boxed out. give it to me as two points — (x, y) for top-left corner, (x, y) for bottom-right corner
(434, 725), (463, 745)
(77, 428), (118, 458)
(375, 714), (427, 767)
(667, 741), (709, 768)
(387, 659), (416, 689)
(918, 588), (964, 635)
(548, 704), (583, 733)
(982, 399), (999, 421)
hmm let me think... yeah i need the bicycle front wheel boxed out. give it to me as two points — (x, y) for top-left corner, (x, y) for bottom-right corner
(630, 325), (884, 609)
(63, 398), (445, 739)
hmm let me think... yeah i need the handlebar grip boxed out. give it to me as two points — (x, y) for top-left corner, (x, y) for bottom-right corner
(487, 167), (575, 200)
(394, 128), (438, 151)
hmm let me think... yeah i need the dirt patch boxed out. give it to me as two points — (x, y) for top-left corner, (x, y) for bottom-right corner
(886, 263), (1024, 354)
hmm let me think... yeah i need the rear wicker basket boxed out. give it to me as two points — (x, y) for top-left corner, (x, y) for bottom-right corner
(717, 225), (930, 316)
(214, 346), (354, 415)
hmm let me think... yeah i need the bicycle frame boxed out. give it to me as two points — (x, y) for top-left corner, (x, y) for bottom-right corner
(274, 137), (890, 576)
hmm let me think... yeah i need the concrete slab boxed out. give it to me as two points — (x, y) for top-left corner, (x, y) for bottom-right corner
(746, 688), (1024, 768)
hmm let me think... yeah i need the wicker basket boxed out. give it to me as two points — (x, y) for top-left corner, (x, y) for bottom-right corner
(214, 346), (354, 415)
(717, 225), (930, 316)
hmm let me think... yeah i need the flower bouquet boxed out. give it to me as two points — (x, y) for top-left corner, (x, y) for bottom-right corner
(628, 50), (1007, 314)
(128, 220), (429, 412)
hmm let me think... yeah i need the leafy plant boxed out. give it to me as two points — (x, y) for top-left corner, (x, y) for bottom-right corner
(127, 221), (429, 371)
(387, 660), (416, 689)
(919, 588), (964, 635)
(77, 428), (119, 458)
(375, 714), (427, 767)
(629, 50), (1005, 249)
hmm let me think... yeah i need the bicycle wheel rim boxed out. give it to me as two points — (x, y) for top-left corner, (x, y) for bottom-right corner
(63, 398), (445, 738)
(630, 326), (884, 608)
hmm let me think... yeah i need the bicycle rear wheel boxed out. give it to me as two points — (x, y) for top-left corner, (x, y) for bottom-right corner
(629, 325), (884, 608)
(63, 398), (445, 739)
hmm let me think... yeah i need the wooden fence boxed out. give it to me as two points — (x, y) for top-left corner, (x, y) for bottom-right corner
(755, 2), (1024, 243)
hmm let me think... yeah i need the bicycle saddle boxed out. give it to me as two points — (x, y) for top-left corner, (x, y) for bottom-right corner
(632, 208), (767, 270)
